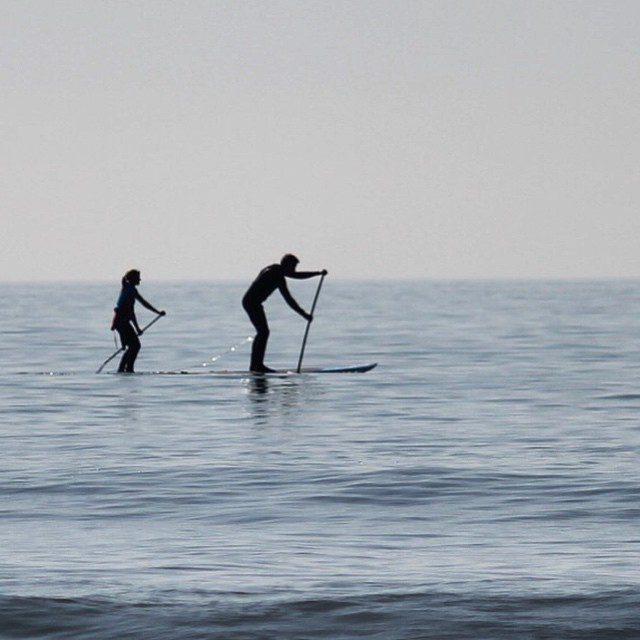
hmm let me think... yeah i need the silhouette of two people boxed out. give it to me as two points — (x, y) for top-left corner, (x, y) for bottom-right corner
(242, 254), (326, 373)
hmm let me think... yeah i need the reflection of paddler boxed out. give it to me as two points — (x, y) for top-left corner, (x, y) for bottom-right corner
(242, 254), (327, 373)
(111, 269), (165, 373)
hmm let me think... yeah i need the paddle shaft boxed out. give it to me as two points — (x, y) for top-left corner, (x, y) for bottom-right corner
(296, 273), (326, 373)
(96, 314), (163, 374)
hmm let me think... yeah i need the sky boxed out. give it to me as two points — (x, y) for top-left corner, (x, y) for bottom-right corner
(1, 0), (639, 282)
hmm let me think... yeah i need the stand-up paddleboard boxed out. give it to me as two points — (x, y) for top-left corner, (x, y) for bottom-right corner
(213, 363), (378, 376)
(297, 363), (377, 374)
(101, 363), (377, 376)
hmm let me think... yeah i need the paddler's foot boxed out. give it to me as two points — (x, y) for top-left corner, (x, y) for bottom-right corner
(250, 365), (276, 373)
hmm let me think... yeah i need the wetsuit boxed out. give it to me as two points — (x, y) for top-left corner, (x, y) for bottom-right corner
(112, 282), (141, 373)
(242, 264), (307, 371)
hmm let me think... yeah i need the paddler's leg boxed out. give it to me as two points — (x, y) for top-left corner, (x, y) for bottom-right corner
(116, 323), (140, 373)
(243, 300), (272, 372)
(123, 332), (141, 372)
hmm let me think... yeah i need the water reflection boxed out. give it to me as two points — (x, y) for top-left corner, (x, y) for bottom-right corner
(244, 374), (312, 426)
(247, 374), (270, 396)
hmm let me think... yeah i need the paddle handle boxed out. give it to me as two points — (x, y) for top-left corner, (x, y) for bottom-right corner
(139, 313), (164, 334)
(96, 314), (164, 374)
(296, 273), (326, 373)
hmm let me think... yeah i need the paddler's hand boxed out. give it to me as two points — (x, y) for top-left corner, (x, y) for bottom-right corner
(158, 310), (166, 316)
(303, 311), (313, 322)
(321, 269), (328, 276)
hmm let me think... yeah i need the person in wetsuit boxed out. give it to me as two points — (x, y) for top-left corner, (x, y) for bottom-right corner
(111, 269), (166, 373)
(242, 254), (327, 372)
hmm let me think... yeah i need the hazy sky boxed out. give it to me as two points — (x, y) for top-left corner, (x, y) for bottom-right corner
(2, 0), (639, 282)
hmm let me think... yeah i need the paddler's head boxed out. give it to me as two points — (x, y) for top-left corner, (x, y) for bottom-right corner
(281, 254), (299, 275)
(123, 269), (141, 286)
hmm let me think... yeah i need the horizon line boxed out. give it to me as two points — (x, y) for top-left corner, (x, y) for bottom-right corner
(2, 275), (640, 286)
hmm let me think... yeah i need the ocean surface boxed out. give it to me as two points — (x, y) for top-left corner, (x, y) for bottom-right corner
(1, 279), (639, 639)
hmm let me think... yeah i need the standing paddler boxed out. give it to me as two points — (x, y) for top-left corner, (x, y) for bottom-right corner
(111, 269), (165, 373)
(242, 254), (327, 373)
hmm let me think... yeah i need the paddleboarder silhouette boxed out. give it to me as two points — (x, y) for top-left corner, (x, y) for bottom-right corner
(242, 254), (327, 373)
(111, 269), (165, 373)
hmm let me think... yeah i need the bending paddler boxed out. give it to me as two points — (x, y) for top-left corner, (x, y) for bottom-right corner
(111, 269), (165, 373)
(242, 254), (327, 373)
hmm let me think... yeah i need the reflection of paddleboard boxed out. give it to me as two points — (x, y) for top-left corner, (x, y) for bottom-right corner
(215, 363), (378, 375)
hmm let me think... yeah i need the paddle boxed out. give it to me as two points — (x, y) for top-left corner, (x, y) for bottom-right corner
(96, 314), (164, 374)
(296, 272), (326, 373)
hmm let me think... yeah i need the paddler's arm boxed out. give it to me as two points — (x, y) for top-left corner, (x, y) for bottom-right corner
(279, 280), (312, 321)
(135, 292), (166, 317)
(288, 269), (328, 280)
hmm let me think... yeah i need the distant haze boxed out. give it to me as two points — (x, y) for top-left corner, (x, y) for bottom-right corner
(2, 0), (639, 282)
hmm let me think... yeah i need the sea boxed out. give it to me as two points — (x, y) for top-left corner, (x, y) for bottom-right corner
(0, 279), (639, 639)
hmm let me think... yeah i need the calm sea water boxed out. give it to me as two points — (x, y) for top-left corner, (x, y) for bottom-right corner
(1, 280), (639, 639)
